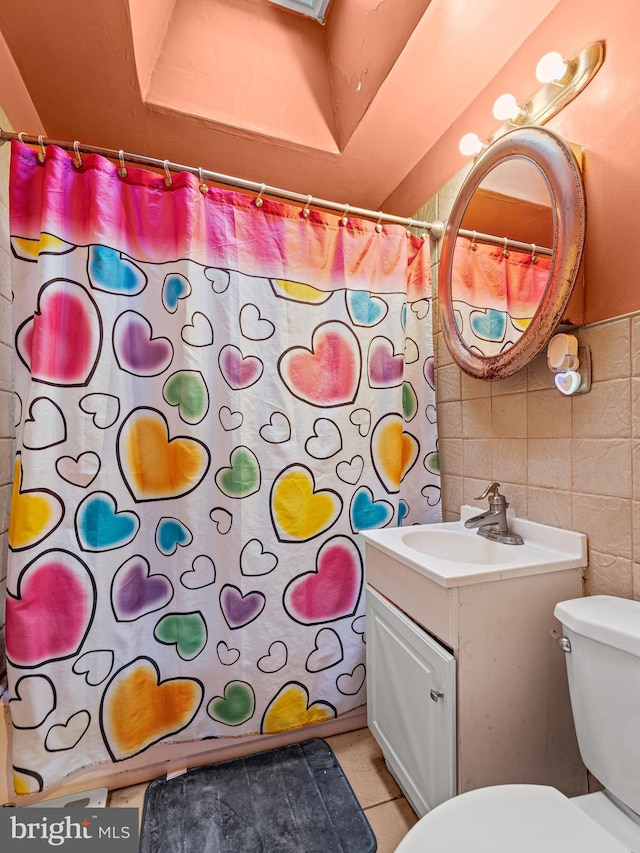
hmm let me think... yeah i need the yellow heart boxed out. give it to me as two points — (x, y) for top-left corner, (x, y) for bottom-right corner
(119, 409), (210, 500)
(271, 465), (341, 542)
(371, 415), (419, 493)
(262, 683), (335, 734)
(102, 658), (203, 760)
(272, 279), (331, 304)
(9, 458), (63, 551)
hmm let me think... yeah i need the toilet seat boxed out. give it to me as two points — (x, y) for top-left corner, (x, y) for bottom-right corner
(396, 785), (629, 852)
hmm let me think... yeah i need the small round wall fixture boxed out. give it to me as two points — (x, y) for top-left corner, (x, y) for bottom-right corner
(438, 125), (585, 380)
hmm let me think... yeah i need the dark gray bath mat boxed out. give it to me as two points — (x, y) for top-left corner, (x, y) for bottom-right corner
(139, 737), (377, 852)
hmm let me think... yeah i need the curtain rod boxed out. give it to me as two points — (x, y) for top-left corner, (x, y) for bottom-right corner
(458, 227), (553, 258)
(0, 130), (445, 239)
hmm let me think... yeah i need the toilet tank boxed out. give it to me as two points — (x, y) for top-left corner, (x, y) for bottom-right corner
(554, 595), (640, 816)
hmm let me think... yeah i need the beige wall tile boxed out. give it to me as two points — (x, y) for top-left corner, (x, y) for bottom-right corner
(462, 397), (491, 438)
(439, 437), (463, 476)
(491, 438), (527, 485)
(527, 438), (572, 490)
(571, 379), (631, 438)
(441, 474), (463, 518)
(461, 370), (490, 399)
(527, 486), (572, 530)
(572, 493), (632, 560)
(490, 393), (527, 438)
(436, 362), (461, 402)
(491, 369), (527, 396)
(463, 438), (492, 481)
(528, 388), (571, 438)
(578, 317), (631, 382)
(527, 349), (555, 391)
(573, 438), (632, 498)
(632, 316), (640, 376)
(437, 400), (462, 439)
(586, 551), (633, 597)
(495, 481), (527, 517)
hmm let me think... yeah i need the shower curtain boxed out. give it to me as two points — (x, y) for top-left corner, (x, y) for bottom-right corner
(451, 236), (551, 355)
(6, 140), (440, 795)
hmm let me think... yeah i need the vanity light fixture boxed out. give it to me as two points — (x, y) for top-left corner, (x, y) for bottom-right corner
(458, 132), (485, 157)
(492, 93), (527, 123)
(459, 42), (604, 159)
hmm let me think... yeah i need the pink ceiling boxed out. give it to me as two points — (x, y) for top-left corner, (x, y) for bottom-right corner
(0, 0), (600, 216)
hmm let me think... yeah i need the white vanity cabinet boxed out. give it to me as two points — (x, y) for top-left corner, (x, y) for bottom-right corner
(362, 509), (588, 817)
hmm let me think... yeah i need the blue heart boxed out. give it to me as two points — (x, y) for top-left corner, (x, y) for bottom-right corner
(397, 500), (409, 525)
(401, 303), (408, 330)
(163, 274), (191, 313)
(346, 291), (387, 326)
(156, 517), (192, 555)
(88, 245), (146, 295)
(470, 308), (506, 342)
(76, 492), (139, 551)
(350, 487), (394, 531)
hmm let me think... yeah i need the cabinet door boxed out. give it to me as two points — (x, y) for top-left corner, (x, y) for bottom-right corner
(366, 585), (456, 817)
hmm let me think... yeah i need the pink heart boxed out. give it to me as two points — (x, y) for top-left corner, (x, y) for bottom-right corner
(283, 536), (363, 624)
(6, 551), (95, 667)
(16, 281), (101, 386)
(279, 321), (361, 407)
(218, 345), (263, 389)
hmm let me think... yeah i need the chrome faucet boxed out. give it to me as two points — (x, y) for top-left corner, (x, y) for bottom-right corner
(464, 482), (524, 545)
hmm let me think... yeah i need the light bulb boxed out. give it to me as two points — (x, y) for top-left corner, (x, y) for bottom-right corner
(536, 51), (568, 83)
(459, 132), (484, 157)
(492, 93), (524, 122)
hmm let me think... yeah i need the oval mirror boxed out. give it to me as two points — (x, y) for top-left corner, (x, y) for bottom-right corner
(438, 126), (585, 379)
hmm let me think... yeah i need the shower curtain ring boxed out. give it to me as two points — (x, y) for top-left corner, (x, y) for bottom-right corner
(502, 236), (509, 258)
(302, 195), (313, 218)
(255, 183), (266, 208)
(73, 141), (83, 169)
(470, 230), (478, 251)
(18, 131), (27, 143)
(198, 168), (209, 194)
(340, 203), (350, 226)
(531, 243), (538, 264)
(163, 160), (173, 188)
(375, 212), (384, 233)
(37, 135), (46, 164)
(117, 150), (128, 179)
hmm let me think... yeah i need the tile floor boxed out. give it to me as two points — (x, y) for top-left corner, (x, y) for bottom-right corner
(108, 726), (418, 852)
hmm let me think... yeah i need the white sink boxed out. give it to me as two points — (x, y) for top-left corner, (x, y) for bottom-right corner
(359, 505), (587, 587)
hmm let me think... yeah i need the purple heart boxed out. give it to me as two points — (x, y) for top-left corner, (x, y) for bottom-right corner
(368, 337), (404, 387)
(112, 556), (173, 621)
(218, 345), (263, 389)
(113, 311), (173, 376)
(219, 584), (265, 629)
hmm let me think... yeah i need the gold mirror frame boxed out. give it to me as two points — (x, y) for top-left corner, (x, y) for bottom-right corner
(438, 126), (585, 379)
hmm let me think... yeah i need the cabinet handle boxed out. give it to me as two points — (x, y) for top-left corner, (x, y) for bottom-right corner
(430, 688), (444, 702)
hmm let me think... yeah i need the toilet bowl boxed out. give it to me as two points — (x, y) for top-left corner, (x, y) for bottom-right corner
(395, 596), (640, 852)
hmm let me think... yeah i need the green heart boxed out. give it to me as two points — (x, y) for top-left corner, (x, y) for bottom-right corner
(163, 371), (209, 424)
(424, 449), (440, 476)
(402, 381), (418, 422)
(208, 681), (255, 726)
(154, 612), (207, 660)
(215, 447), (261, 498)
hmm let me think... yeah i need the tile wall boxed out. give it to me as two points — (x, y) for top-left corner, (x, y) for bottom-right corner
(417, 171), (640, 601)
(0, 107), (12, 675)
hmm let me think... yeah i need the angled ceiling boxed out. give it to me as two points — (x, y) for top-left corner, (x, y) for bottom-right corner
(0, 0), (566, 215)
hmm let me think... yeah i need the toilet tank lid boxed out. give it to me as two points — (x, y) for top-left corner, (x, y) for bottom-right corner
(554, 596), (640, 658)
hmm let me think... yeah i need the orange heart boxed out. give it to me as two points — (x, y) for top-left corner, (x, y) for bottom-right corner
(371, 414), (419, 493)
(261, 683), (335, 734)
(9, 458), (63, 551)
(118, 408), (210, 501)
(101, 658), (203, 760)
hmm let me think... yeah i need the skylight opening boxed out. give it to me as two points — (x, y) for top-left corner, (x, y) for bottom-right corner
(267, 0), (331, 22)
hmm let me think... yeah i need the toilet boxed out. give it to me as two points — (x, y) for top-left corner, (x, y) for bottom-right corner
(395, 595), (640, 852)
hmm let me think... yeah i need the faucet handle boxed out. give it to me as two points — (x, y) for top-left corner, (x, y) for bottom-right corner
(475, 482), (501, 501)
